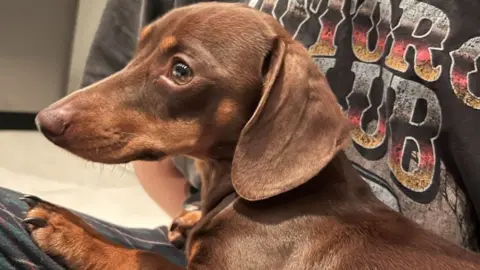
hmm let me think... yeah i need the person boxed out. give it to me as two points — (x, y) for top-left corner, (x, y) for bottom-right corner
(2, 0), (480, 268)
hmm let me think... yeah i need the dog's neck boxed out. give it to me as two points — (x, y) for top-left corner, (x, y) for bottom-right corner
(319, 152), (375, 202)
(195, 158), (236, 214)
(195, 149), (376, 216)
(236, 153), (378, 216)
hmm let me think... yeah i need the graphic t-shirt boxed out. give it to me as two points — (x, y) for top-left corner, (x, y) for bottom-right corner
(82, 0), (480, 251)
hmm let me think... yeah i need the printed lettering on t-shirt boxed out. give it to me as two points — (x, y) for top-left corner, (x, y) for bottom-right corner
(248, 0), (480, 205)
(384, 0), (450, 82)
(351, 0), (392, 63)
(450, 37), (480, 110)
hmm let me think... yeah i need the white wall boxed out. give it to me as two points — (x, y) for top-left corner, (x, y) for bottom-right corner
(0, 0), (77, 112)
(67, 0), (108, 94)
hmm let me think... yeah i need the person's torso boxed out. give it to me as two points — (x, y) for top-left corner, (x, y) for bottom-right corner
(174, 0), (480, 250)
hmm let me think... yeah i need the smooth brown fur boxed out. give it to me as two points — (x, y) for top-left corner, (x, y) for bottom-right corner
(27, 2), (480, 270)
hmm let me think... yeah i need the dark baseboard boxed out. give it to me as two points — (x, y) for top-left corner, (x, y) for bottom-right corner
(0, 112), (38, 130)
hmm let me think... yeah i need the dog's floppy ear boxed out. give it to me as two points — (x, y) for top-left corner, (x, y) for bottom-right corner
(232, 37), (351, 201)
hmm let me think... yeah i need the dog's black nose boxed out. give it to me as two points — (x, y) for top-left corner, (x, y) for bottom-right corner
(35, 109), (69, 138)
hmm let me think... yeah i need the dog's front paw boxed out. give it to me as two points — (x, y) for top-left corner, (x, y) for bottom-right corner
(21, 195), (99, 262)
(168, 204), (202, 250)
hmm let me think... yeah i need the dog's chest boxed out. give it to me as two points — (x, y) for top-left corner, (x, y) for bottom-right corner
(186, 199), (344, 270)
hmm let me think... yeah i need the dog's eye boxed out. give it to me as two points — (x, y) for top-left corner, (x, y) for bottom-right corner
(171, 62), (193, 85)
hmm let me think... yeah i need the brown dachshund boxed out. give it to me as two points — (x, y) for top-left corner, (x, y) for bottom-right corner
(24, 2), (480, 269)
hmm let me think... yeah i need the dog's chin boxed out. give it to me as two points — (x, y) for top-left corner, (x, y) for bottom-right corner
(89, 152), (165, 164)
(134, 150), (167, 162)
(64, 148), (167, 164)
(41, 134), (167, 164)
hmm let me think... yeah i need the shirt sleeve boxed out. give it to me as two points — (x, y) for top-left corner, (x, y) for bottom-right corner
(80, 0), (174, 88)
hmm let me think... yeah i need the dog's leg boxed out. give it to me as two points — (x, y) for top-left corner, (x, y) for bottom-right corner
(21, 195), (184, 270)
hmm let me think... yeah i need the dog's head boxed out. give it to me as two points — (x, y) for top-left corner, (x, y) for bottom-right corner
(36, 3), (350, 200)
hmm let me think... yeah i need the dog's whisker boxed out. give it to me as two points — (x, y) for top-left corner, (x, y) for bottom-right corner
(99, 163), (105, 175)
(120, 164), (127, 178)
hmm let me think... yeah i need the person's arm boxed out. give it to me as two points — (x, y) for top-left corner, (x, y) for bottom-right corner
(134, 159), (189, 218)
(81, 0), (187, 218)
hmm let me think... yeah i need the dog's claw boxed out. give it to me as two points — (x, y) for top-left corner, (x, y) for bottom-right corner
(171, 236), (186, 250)
(23, 217), (47, 228)
(20, 195), (42, 208)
